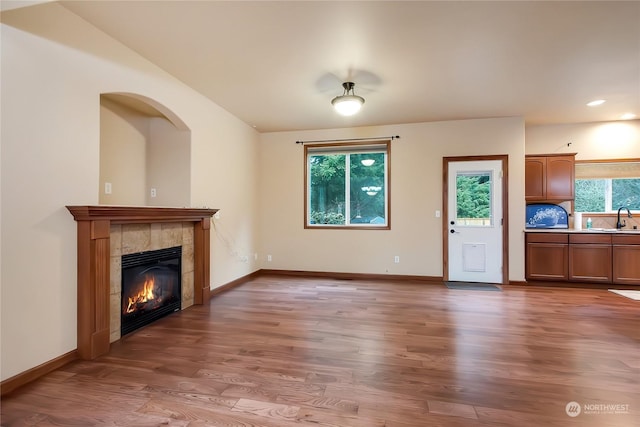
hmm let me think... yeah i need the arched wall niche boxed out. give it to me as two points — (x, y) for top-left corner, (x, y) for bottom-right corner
(99, 92), (191, 207)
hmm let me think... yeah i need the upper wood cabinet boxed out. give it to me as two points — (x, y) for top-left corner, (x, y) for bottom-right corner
(525, 154), (576, 201)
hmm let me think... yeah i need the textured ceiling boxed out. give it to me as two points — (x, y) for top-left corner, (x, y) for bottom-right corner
(32, 1), (640, 131)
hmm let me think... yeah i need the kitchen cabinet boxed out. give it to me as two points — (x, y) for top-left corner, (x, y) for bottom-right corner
(526, 231), (640, 285)
(568, 234), (612, 283)
(525, 233), (568, 281)
(525, 154), (576, 201)
(612, 234), (640, 285)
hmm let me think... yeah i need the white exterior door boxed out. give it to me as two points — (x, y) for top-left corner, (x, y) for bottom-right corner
(447, 160), (504, 283)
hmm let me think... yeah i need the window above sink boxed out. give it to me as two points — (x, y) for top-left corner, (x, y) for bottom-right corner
(575, 159), (640, 213)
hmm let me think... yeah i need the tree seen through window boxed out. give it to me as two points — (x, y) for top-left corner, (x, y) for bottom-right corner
(456, 173), (491, 225)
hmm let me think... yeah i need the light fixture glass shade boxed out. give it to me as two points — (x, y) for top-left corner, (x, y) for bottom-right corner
(361, 159), (375, 166)
(361, 186), (381, 196)
(332, 95), (364, 116)
(331, 82), (365, 116)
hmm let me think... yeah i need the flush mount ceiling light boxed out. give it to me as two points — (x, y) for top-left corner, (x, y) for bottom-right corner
(361, 159), (375, 166)
(331, 82), (365, 116)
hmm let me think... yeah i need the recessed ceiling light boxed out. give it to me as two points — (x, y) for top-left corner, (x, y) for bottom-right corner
(620, 113), (636, 120)
(586, 99), (606, 107)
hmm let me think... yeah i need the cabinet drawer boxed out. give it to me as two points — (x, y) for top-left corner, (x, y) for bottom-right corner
(569, 234), (612, 244)
(612, 234), (640, 245)
(526, 233), (568, 244)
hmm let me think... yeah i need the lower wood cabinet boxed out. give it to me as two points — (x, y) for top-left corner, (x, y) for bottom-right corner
(568, 234), (612, 283)
(525, 233), (568, 281)
(612, 234), (640, 285)
(526, 232), (640, 285)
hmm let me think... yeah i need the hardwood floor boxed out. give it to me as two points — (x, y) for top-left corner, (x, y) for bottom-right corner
(2, 275), (639, 426)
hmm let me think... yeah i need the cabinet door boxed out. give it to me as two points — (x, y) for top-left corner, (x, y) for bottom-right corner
(569, 244), (612, 283)
(546, 156), (574, 200)
(526, 243), (568, 281)
(525, 157), (546, 200)
(613, 245), (640, 285)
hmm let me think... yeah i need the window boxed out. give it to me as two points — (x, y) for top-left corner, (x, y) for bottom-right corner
(455, 171), (493, 227)
(575, 160), (640, 213)
(305, 141), (390, 228)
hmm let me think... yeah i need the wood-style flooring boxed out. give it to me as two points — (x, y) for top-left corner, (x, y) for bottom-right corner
(2, 275), (639, 426)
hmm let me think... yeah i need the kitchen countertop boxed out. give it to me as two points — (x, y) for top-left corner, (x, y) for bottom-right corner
(524, 228), (640, 234)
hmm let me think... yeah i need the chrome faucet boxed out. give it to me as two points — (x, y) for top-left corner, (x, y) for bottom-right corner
(616, 207), (632, 229)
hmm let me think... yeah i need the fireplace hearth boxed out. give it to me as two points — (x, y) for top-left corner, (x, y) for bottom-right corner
(121, 246), (182, 336)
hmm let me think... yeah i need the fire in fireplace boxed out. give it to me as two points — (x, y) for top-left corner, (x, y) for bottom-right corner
(121, 246), (182, 336)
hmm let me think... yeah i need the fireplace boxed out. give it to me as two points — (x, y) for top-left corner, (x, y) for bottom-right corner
(67, 206), (216, 360)
(121, 246), (182, 336)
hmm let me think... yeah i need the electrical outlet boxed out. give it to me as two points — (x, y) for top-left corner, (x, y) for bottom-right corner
(435, 210), (441, 218)
(394, 256), (400, 263)
(267, 254), (272, 262)
(254, 253), (258, 261)
(104, 182), (112, 194)
(150, 188), (157, 198)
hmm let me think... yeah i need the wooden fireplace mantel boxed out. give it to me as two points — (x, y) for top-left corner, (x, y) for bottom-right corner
(67, 205), (218, 360)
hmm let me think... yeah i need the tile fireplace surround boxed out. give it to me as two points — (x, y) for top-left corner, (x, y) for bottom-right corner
(66, 206), (217, 360)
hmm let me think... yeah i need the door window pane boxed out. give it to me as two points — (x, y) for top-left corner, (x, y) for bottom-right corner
(456, 172), (492, 226)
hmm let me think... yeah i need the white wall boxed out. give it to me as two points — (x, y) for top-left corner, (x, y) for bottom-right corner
(526, 120), (640, 160)
(258, 117), (526, 281)
(100, 98), (192, 207)
(147, 117), (191, 207)
(0, 3), (259, 381)
(100, 98), (149, 205)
